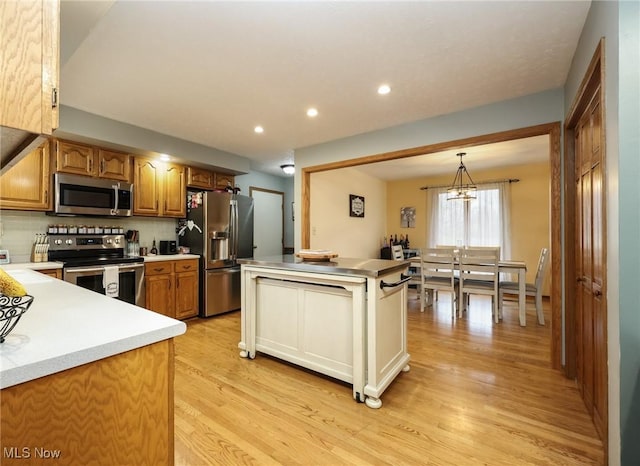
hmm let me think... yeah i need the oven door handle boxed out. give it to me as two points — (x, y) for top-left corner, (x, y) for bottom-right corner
(65, 263), (144, 274)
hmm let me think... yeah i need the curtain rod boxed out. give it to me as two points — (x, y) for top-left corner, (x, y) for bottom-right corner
(419, 178), (520, 190)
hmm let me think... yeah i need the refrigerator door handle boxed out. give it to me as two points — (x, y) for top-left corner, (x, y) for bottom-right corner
(230, 199), (238, 260)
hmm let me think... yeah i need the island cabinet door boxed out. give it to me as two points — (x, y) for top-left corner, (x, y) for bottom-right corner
(254, 277), (356, 383)
(364, 271), (411, 401)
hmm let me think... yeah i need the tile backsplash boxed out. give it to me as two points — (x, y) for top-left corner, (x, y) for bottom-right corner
(0, 211), (178, 264)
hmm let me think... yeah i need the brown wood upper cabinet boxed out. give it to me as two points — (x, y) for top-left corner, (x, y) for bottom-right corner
(0, 0), (60, 134)
(0, 141), (51, 211)
(187, 166), (215, 190)
(187, 166), (235, 191)
(133, 157), (186, 218)
(54, 140), (132, 182)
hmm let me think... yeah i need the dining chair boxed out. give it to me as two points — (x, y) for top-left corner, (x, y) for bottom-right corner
(499, 247), (549, 325)
(458, 247), (500, 323)
(419, 248), (459, 319)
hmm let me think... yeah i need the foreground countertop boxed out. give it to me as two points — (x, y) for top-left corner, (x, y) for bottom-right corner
(238, 255), (410, 278)
(0, 269), (186, 389)
(1, 261), (63, 271)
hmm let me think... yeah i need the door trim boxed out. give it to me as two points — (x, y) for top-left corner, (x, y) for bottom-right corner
(563, 38), (607, 454)
(301, 121), (562, 368)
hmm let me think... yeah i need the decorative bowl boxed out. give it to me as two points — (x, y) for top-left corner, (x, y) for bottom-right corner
(0, 295), (33, 343)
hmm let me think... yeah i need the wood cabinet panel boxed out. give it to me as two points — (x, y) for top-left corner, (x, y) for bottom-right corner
(175, 269), (198, 320)
(1, 340), (174, 466)
(38, 268), (62, 279)
(215, 173), (235, 190)
(134, 158), (185, 218)
(0, 141), (51, 211)
(145, 259), (199, 320)
(145, 273), (174, 318)
(55, 140), (95, 177)
(97, 149), (131, 182)
(187, 166), (215, 190)
(0, 0), (59, 134)
(163, 164), (186, 218)
(133, 157), (161, 215)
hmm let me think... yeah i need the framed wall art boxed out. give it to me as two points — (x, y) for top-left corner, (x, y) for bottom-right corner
(349, 194), (365, 218)
(400, 207), (416, 228)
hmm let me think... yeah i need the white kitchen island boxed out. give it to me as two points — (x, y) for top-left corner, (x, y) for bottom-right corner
(238, 255), (411, 409)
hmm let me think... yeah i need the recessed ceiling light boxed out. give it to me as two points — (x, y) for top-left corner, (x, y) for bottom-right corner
(377, 84), (391, 95)
(306, 108), (318, 118)
(254, 126), (264, 134)
(159, 153), (170, 161)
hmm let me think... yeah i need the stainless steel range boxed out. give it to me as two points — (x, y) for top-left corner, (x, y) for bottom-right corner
(48, 234), (145, 306)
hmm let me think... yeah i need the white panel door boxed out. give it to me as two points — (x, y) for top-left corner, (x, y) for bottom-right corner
(251, 188), (283, 257)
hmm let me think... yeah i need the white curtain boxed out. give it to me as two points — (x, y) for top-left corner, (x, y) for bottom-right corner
(427, 182), (512, 259)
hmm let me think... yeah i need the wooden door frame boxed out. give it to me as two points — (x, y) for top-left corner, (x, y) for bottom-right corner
(249, 186), (285, 254)
(301, 122), (563, 368)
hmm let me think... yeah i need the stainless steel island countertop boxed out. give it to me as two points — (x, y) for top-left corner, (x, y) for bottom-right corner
(238, 254), (410, 278)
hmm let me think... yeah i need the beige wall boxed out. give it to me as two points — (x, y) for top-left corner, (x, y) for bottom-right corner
(386, 162), (551, 294)
(310, 167), (387, 258)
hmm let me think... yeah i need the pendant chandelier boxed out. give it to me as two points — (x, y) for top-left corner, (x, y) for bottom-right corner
(447, 152), (477, 201)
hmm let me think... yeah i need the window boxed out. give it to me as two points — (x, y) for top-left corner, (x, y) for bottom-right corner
(428, 183), (511, 258)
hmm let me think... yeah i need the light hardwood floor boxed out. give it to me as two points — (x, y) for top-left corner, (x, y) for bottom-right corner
(173, 292), (604, 465)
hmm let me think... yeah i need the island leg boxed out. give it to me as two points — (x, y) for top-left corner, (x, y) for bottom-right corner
(365, 396), (383, 409)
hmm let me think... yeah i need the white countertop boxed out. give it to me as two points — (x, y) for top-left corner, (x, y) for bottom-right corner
(0, 269), (186, 389)
(1, 261), (63, 270)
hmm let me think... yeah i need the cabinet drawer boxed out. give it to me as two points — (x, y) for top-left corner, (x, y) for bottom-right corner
(175, 259), (198, 273)
(145, 262), (172, 275)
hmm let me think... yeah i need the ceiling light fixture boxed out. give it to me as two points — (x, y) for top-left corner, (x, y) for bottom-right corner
(447, 152), (477, 201)
(280, 164), (295, 175)
(254, 126), (264, 134)
(306, 108), (318, 117)
(159, 153), (170, 162)
(377, 84), (391, 95)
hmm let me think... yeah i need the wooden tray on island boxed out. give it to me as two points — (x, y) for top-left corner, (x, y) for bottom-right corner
(295, 250), (338, 261)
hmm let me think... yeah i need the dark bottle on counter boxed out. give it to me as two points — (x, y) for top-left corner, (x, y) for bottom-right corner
(394, 234), (398, 245)
(405, 234), (410, 248)
(150, 239), (158, 255)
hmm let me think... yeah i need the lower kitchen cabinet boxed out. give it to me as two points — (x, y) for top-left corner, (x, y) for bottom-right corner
(38, 268), (62, 279)
(1, 340), (175, 466)
(145, 259), (198, 320)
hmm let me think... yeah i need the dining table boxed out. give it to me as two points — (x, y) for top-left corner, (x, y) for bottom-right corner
(409, 257), (529, 326)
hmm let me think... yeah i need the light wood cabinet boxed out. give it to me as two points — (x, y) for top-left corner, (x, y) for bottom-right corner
(1, 340), (175, 465)
(133, 157), (161, 215)
(145, 259), (199, 320)
(187, 166), (215, 190)
(163, 164), (186, 217)
(0, 0), (59, 134)
(174, 261), (199, 320)
(133, 157), (186, 218)
(38, 268), (62, 279)
(0, 141), (51, 211)
(187, 167), (236, 192)
(97, 148), (132, 182)
(54, 140), (132, 182)
(54, 140), (94, 176)
(215, 173), (235, 190)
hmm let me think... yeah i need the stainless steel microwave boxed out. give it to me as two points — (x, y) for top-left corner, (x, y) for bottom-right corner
(54, 173), (133, 217)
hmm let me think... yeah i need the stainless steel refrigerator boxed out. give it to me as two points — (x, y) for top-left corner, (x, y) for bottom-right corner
(178, 190), (254, 317)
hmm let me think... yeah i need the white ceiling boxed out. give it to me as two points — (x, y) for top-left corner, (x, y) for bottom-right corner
(59, 1), (590, 178)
